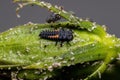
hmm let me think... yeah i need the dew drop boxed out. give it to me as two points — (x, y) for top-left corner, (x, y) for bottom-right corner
(52, 62), (61, 68)
(39, 78), (43, 80)
(48, 66), (53, 72)
(88, 28), (92, 32)
(44, 76), (48, 80)
(92, 62), (99, 66)
(41, 1), (45, 5)
(62, 10), (67, 14)
(91, 43), (95, 46)
(34, 71), (40, 75)
(27, 21), (34, 25)
(43, 72), (47, 75)
(17, 67), (21, 70)
(46, 3), (51, 8)
(107, 64), (114, 72)
(79, 18), (83, 21)
(18, 3), (23, 8)
(58, 57), (63, 60)
(31, 56), (36, 59)
(8, 67), (11, 70)
(0, 68), (3, 70)
(92, 22), (96, 26)
(109, 46), (113, 48)
(116, 57), (120, 60)
(115, 44), (120, 47)
(70, 51), (74, 55)
(98, 71), (101, 79)
(70, 56), (75, 61)
(82, 64), (86, 68)
(87, 22), (97, 31)
(112, 39), (115, 42)
(4, 37), (8, 40)
(91, 25), (97, 30)
(17, 14), (21, 18)
(62, 61), (67, 64)
(54, 5), (59, 9)
(44, 64), (48, 67)
(106, 34), (112, 38)
(85, 18), (89, 21)
(67, 63), (71, 67)
(17, 51), (22, 57)
(111, 57), (114, 60)
(18, 29), (21, 33)
(86, 62), (90, 65)
(36, 62), (41, 66)
(102, 25), (107, 31)
(24, 72), (27, 77)
(86, 38), (90, 41)
(18, 78), (24, 80)
(9, 50), (13, 54)
(70, 15), (74, 19)
(9, 28), (13, 31)
(26, 47), (30, 52)
(14, 30), (18, 34)
(47, 57), (54, 60)
(32, 0), (36, 1)
(58, 11), (61, 15)
(30, 27), (34, 32)
(3, 72), (7, 75)
(35, 26), (38, 29)
(11, 72), (18, 80)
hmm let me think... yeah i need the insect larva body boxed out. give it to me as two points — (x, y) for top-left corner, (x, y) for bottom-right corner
(39, 28), (73, 46)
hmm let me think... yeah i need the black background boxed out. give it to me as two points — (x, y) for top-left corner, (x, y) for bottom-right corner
(0, 0), (120, 37)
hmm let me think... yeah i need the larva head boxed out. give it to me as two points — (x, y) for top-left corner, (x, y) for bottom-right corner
(59, 29), (73, 41)
(65, 29), (73, 41)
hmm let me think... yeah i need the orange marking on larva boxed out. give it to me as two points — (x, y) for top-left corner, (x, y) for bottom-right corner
(48, 35), (59, 39)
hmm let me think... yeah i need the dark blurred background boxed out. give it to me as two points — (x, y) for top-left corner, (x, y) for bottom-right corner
(0, 0), (120, 37)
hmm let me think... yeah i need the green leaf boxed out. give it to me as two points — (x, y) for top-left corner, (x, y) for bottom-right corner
(0, 21), (119, 79)
(0, 0), (119, 79)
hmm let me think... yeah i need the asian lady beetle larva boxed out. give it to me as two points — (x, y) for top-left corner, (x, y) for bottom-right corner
(39, 28), (73, 47)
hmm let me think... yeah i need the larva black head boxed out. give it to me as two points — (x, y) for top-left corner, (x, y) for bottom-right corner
(58, 28), (73, 41)
(46, 13), (61, 23)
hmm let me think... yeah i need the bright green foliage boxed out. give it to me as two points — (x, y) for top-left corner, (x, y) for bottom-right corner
(0, 0), (120, 80)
